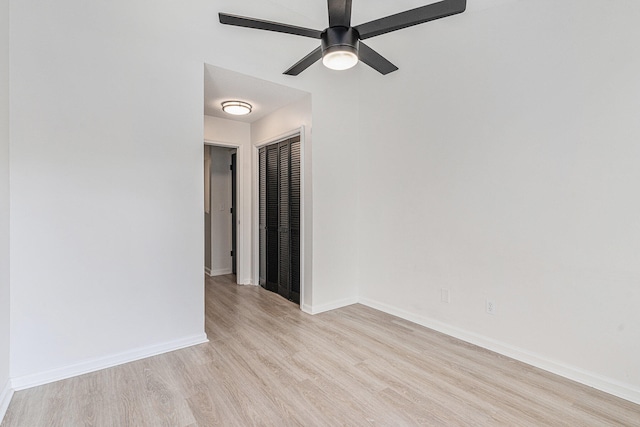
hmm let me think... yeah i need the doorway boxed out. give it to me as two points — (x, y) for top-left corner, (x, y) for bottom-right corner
(204, 144), (237, 278)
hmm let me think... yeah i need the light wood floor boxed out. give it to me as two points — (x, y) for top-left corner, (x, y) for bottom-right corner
(3, 275), (639, 426)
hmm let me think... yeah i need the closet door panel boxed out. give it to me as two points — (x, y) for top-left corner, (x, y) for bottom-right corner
(278, 142), (290, 299)
(265, 145), (279, 292)
(259, 148), (267, 287)
(290, 139), (301, 299)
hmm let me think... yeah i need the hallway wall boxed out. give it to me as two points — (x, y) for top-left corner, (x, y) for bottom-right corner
(204, 116), (251, 283)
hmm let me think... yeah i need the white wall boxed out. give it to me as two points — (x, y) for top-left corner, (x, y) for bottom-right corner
(9, 0), (217, 385)
(209, 146), (233, 275)
(8, 0), (362, 384)
(356, 0), (640, 402)
(205, 115), (251, 146)
(204, 115), (251, 283)
(301, 83), (360, 312)
(0, 0), (12, 417)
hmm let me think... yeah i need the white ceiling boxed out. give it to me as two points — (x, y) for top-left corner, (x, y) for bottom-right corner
(204, 63), (309, 123)
(204, 0), (516, 124)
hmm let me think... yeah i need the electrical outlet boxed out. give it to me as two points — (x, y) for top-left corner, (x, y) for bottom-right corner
(441, 288), (450, 303)
(486, 299), (496, 315)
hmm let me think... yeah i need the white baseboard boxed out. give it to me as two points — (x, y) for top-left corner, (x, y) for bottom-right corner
(207, 270), (252, 285)
(210, 268), (232, 276)
(359, 297), (640, 405)
(11, 333), (208, 391)
(302, 296), (359, 315)
(1, 379), (14, 423)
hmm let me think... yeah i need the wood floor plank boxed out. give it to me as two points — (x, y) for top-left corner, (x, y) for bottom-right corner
(2, 274), (639, 426)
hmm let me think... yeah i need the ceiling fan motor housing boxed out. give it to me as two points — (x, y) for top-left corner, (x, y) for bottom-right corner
(321, 26), (360, 58)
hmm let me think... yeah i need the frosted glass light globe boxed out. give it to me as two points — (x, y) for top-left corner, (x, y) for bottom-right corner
(322, 50), (358, 71)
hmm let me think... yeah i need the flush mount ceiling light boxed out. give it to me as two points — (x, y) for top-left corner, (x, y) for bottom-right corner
(221, 100), (252, 116)
(219, 0), (466, 76)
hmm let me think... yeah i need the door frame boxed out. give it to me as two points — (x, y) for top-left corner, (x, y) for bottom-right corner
(253, 127), (305, 307)
(204, 140), (243, 285)
(231, 152), (237, 275)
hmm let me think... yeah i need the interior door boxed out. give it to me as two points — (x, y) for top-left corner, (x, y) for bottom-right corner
(259, 136), (301, 303)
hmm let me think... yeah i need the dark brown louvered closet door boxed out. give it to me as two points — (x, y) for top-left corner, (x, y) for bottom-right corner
(258, 136), (301, 304)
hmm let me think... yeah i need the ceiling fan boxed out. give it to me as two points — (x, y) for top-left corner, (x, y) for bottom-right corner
(219, 0), (466, 76)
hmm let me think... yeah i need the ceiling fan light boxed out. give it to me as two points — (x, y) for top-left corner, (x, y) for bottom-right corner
(221, 100), (252, 115)
(322, 45), (358, 71)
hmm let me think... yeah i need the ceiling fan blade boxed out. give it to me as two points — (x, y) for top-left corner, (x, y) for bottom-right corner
(219, 13), (322, 39)
(358, 42), (398, 75)
(354, 0), (466, 40)
(327, 0), (353, 27)
(284, 47), (323, 75)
